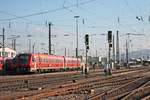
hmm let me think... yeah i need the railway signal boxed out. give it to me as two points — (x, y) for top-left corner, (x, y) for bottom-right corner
(85, 34), (89, 74)
(108, 31), (112, 43)
(85, 34), (89, 50)
(106, 31), (112, 75)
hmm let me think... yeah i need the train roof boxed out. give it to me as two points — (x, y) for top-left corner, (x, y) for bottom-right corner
(17, 53), (79, 60)
(17, 53), (64, 58)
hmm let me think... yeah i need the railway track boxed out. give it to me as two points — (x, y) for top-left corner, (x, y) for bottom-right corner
(121, 80), (150, 100)
(14, 67), (150, 100)
(88, 72), (150, 100)
(0, 67), (149, 99)
(92, 75), (150, 100)
(0, 67), (142, 92)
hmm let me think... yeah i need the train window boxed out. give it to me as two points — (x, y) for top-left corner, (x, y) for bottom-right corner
(42, 58), (44, 62)
(39, 57), (41, 62)
(46, 58), (48, 62)
(39, 58), (41, 62)
(36, 58), (39, 62)
(44, 58), (46, 62)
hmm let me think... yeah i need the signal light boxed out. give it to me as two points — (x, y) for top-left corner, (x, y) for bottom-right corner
(85, 34), (89, 45)
(85, 34), (89, 50)
(108, 31), (112, 43)
(109, 43), (112, 47)
(86, 45), (89, 50)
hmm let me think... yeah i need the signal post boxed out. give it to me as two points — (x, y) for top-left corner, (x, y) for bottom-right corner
(106, 31), (112, 75)
(85, 34), (89, 74)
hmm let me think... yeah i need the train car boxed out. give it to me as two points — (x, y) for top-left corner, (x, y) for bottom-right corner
(33, 54), (65, 72)
(13, 53), (81, 73)
(13, 53), (64, 73)
(65, 57), (81, 70)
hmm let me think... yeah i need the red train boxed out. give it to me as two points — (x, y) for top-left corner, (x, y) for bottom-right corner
(0, 57), (14, 74)
(10, 53), (81, 73)
(0, 57), (3, 72)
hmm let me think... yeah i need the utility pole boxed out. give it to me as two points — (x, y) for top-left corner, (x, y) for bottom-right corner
(74, 16), (80, 71)
(112, 35), (115, 69)
(126, 39), (129, 68)
(64, 48), (66, 56)
(13, 39), (16, 50)
(126, 33), (130, 68)
(96, 49), (97, 57)
(12, 39), (14, 50)
(26, 35), (32, 53)
(85, 48), (88, 74)
(28, 39), (31, 53)
(49, 22), (52, 55)
(32, 43), (35, 53)
(74, 16), (79, 58)
(2, 28), (5, 65)
(116, 31), (120, 69)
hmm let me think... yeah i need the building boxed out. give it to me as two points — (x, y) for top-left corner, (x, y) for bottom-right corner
(0, 47), (16, 58)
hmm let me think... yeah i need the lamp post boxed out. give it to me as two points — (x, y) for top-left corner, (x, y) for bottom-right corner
(32, 42), (35, 53)
(27, 35), (32, 53)
(74, 16), (80, 70)
(74, 16), (80, 58)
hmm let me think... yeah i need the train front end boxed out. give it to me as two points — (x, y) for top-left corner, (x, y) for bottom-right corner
(15, 53), (32, 73)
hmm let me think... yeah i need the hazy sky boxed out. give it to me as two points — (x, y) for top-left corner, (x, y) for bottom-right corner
(0, 0), (150, 57)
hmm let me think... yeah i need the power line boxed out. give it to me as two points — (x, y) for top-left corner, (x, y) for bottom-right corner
(0, 0), (97, 21)
(0, 10), (31, 22)
(0, 10), (47, 27)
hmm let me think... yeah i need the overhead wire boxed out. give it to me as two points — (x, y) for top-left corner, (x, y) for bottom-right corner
(0, 10), (47, 27)
(0, 0), (97, 30)
(0, 0), (97, 21)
